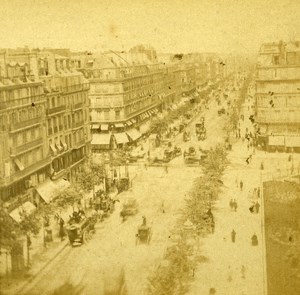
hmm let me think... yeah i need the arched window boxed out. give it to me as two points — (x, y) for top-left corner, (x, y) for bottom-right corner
(28, 108), (33, 119)
(11, 112), (17, 123)
(37, 106), (42, 116)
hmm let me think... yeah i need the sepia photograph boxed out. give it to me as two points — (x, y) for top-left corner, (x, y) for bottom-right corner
(0, 0), (300, 294)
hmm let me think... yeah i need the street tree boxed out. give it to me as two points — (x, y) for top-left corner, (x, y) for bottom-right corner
(147, 237), (195, 295)
(76, 160), (105, 193)
(53, 186), (84, 210)
(150, 118), (169, 134)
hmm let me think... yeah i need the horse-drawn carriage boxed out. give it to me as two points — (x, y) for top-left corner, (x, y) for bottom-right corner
(120, 198), (138, 222)
(136, 225), (152, 245)
(218, 108), (226, 115)
(117, 177), (130, 193)
(66, 215), (97, 247)
(195, 123), (206, 141)
(135, 217), (152, 245)
(184, 146), (206, 166)
(183, 131), (191, 142)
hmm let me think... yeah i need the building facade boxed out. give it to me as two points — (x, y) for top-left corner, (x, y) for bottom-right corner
(255, 41), (300, 152)
(0, 49), (91, 212)
(78, 52), (164, 151)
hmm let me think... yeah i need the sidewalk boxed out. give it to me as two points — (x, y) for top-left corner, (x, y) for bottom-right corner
(0, 187), (119, 295)
(1, 238), (69, 295)
(188, 81), (265, 295)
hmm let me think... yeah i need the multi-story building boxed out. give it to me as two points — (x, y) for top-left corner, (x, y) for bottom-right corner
(0, 53), (50, 211)
(78, 52), (163, 151)
(255, 41), (300, 152)
(0, 49), (91, 214)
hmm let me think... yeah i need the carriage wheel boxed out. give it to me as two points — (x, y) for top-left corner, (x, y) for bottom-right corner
(82, 230), (89, 244)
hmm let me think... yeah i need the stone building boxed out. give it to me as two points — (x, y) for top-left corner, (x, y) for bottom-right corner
(0, 49), (90, 214)
(255, 41), (300, 152)
(78, 52), (163, 151)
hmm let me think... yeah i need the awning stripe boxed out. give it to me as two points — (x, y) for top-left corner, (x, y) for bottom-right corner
(9, 201), (36, 223)
(101, 124), (109, 131)
(114, 133), (129, 144)
(126, 128), (142, 141)
(91, 134), (111, 145)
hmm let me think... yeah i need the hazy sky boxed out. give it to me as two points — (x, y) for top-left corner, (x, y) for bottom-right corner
(0, 0), (299, 54)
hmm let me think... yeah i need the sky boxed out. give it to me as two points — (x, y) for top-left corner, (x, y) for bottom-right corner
(0, 0), (299, 55)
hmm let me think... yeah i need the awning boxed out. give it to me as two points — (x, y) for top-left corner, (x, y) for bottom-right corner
(91, 133), (111, 145)
(268, 136), (285, 146)
(114, 133), (129, 144)
(92, 124), (100, 130)
(9, 201), (36, 223)
(14, 158), (24, 171)
(285, 136), (300, 147)
(50, 144), (57, 153)
(35, 179), (57, 203)
(101, 124), (109, 131)
(126, 128), (142, 141)
(61, 140), (67, 150)
(36, 178), (70, 203)
(115, 123), (124, 128)
(131, 118), (137, 123)
(126, 121), (133, 126)
(56, 143), (63, 152)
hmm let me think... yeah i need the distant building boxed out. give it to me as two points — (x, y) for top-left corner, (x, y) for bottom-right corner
(255, 41), (300, 152)
(78, 52), (164, 151)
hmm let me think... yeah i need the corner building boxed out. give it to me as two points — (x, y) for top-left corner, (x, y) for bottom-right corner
(255, 41), (300, 152)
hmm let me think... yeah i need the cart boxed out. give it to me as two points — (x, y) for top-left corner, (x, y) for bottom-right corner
(66, 216), (97, 247)
(136, 225), (152, 245)
(120, 198), (138, 222)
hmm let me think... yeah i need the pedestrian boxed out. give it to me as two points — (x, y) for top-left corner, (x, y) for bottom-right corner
(257, 187), (260, 198)
(229, 199), (234, 211)
(165, 165), (168, 174)
(255, 201), (260, 213)
(231, 229), (236, 243)
(59, 218), (65, 241)
(233, 200), (238, 212)
(249, 203), (255, 213)
(251, 233), (258, 246)
(240, 180), (243, 191)
(241, 265), (246, 279)
(142, 216), (147, 226)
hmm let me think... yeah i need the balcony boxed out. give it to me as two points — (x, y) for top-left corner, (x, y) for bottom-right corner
(256, 110), (300, 124)
(61, 83), (90, 93)
(73, 121), (84, 128)
(73, 102), (83, 111)
(257, 66), (300, 81)
(0, 157), (51, 186)
(10, 138), (43, 156)
(75, 139), (86, 147)
(47, 105), (66, 115)
(0, 102), (8, 109)
(9, 117), (42, 131)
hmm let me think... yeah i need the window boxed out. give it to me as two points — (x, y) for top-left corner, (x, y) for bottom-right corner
(286, 52), (296, 65)
(115, 110), (120, 120)
(31, 129), (35, 140)
(22, 132), (27, 144)
(104, 110), (110, 120)
(273, 56), (279, 65)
